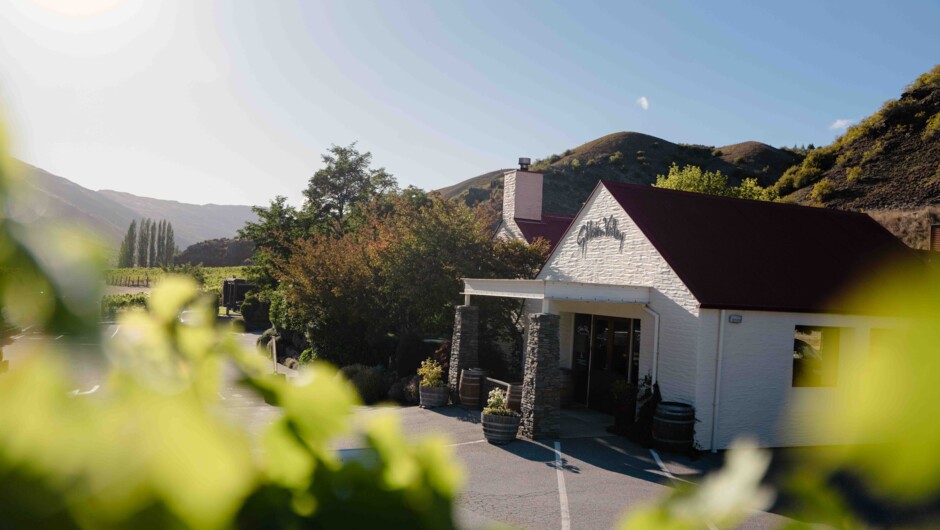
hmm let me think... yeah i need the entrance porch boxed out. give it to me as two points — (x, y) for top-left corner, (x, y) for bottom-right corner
(454, 279), (657, 439)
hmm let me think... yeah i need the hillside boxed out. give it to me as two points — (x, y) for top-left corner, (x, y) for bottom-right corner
(14, 160), (257, 249)
(439, 132), (802, 215)
(780, 65), (940, 211)
(176, 238), (254, 267)
(98, 190), (257, 249)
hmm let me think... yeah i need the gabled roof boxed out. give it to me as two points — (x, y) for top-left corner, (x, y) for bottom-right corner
(515, 213), (575, 253)
(601, 181), (920, 314)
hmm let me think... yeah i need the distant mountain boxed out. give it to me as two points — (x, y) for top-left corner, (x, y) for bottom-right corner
(438, 132), (803, 215)
(98, 190), (257, 250)
(780, 65), (940, 211)
(15, 159), (257, 250)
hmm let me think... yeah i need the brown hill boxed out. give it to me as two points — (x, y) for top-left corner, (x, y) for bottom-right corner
(439, 132), (802, 215)
(13, 159), (257, 251)
(780, 65), (940, 210)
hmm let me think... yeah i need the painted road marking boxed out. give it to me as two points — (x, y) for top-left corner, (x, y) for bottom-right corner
(54, 335), (64, 340)
(445, 439), (487, 448)
(110, 325), (120, 339)
(650, 449), (718, 530)
(554, 441), (571, 530)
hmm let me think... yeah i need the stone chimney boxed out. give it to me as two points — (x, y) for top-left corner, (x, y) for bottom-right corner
(503, 158), (543, 222)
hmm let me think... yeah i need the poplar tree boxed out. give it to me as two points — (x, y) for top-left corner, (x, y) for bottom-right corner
(156, 220), (166, 266)
(117, 219), (137, 267)
(137, 219), (150, 267)
(164, 222), (175, 266)
(149, 222), (157, 268)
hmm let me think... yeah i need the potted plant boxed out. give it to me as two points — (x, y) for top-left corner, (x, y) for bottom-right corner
(481, 388), (520, 444)
(610, 378), (637, 434)
(417, 358), (448, 408)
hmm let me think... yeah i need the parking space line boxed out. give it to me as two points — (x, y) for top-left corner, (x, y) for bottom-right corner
(446, 439), (486, 448)
(554, 441), (571, 530)
(110, 325), (120, 339)
(54, 335), (64, 340)
(651, 449), (718, 530)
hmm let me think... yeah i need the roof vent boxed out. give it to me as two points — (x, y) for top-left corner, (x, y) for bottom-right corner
(518, 157), (530, 171)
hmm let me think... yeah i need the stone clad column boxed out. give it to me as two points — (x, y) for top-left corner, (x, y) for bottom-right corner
(448, 305), (479, 402)
(520, 313), (561, 439)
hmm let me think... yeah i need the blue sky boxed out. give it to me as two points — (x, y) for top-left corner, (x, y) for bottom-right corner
(0, 0), (937, 205)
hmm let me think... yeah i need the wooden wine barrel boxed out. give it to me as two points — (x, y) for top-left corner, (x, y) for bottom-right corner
(481, 413), (520, 444)
(459, 368), (487, 408)
(651, 401), (695, 453)
(559, 368), (574, 408)
(506, 382), (523, 411)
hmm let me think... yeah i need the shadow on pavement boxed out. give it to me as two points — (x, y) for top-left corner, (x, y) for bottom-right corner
(422, 405), (481, 424)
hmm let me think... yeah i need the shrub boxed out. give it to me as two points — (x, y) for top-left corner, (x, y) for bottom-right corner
(338, 364), (390, 404)
(923, 112), (940, 140)
(417, 358), (445, 388)
(388, 374), (421, 405)
(845, 166), (863, 183)
(562, 149), (572, 156)
(907, 64), (940, 91)
(835, 151), (854, 167)
(811, 178), (835, 202)
(100, 293), (148, 319)
(570, 158), (581, 168)
(256, 327), (277, 349)
(609, 151), (623, 164)
(482, 388), (516, 417)
(239, 292), (270, 331)
(299, 347), (316, 364)
(861, 140), (884, 165)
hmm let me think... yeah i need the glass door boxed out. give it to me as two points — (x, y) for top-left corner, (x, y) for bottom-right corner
(571, 314), (592, 405)
(571, 314), (641, 410)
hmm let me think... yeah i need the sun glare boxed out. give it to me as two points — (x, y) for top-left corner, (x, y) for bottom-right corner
(30, 0), (124, 17)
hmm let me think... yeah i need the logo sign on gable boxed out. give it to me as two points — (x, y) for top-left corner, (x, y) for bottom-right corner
(576, 216), (625, 255)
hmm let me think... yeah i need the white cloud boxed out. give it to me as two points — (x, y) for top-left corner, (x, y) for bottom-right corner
(636, 96), (649, 111)
(829, 118), (856, 130)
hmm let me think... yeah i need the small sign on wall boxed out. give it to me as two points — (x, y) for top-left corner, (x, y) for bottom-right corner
(576, 216), (626, 255)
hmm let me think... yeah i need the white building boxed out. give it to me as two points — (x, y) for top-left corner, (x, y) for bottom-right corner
(462, 167), (917, 450)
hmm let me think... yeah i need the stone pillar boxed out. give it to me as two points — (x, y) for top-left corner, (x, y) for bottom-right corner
(448, 305), (479, 402)
(520, 313), (561, 439)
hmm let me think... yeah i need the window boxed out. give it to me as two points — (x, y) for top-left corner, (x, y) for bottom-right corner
(792, 326), (840, 387)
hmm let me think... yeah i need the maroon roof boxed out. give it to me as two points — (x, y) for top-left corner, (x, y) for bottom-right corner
(601, 181), (920, 314)
(515, 213), (575, 252)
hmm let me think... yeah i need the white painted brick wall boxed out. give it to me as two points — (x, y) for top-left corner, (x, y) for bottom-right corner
(539, 186), (701, 406)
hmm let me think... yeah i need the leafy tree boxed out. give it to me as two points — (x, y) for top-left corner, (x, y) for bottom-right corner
(137, 218), (150, 267)
(238, 196), (306, 289)
(117, 219), (137, 267)
(654, 164), (734, 197)
(273, 192), (546, 367)
(654, 164), (775, 201)
(163, 222), (175, 266)
(302, 142), (397, 236)
(149, 221), (157, 268)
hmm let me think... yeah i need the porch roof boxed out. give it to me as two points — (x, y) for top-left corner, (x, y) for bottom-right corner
(462, 278), (650, 304)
